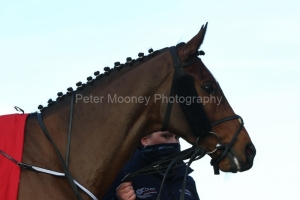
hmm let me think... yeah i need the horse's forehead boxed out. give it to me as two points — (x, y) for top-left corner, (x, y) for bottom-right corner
(211, 73), (218, 83)
(198, 61), (217, 82)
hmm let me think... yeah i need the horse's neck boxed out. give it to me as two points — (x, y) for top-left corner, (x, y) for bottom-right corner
(32, 51), (173, 197)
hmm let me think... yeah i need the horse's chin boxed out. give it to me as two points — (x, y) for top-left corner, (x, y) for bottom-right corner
(219, 152), (253, 173)
(228, 153), (241, 173)
(218, 153), (238, 173)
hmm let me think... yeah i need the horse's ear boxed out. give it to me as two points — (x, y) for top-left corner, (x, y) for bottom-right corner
(179, 22), (208, 61)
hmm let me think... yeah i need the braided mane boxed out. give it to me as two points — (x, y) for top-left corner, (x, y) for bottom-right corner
(37, 47), (170, 112)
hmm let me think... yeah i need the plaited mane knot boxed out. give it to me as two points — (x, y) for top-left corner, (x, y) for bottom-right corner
(48, 99), (53, 105)
(94, 71), (100, 77)
(67, 87), (73, 95)
(76, 82), (85, 91)
(114, 62), (122, 71)
(104, 67), (111, 75)
(126, 57), (132, 63)
(38, 104), (44, 111)
(56, 92), (64, 101)
(138, 52), (144, 58)
(198, 50), (205, 56)
(57, 92), (63, 97)
(87, 76), (93, 83)
(94, 71), (103, 80)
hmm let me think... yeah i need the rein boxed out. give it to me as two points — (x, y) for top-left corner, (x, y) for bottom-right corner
(121, 144), (206, 200)
(121, 146), (206, 183)
(37, 110), (83, 200)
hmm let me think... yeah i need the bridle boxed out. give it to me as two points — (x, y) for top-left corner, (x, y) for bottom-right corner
(208, 115), (244, 174)
(0, 46), (245, 200)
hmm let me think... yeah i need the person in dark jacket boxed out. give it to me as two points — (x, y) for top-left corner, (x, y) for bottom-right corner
(103, 131), (200, 200)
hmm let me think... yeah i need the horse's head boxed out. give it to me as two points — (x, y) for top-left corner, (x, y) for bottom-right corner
(164, 23), (256, 174)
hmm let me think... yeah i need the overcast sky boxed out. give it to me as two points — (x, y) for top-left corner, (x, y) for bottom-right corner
(1, 0), (300, 199)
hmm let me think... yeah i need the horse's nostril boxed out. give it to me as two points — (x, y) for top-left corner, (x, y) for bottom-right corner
(246, 149), (251, 154)
(240, 143), (256, 171)
(245, 143), (256, 160)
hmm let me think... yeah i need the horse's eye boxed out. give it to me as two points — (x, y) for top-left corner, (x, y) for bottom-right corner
(202, 84), (214, 94)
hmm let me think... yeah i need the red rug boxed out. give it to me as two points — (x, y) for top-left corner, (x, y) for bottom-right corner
(0, 114), (28, 200)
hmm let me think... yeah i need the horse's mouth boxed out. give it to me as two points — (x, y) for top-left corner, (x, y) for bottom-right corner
(233, 156), (241, 171)
(227, 151), (254, 173)
(227, 152), (241, 173)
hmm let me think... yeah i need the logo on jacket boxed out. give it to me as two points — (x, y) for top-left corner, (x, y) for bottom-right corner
(179, 189), (194, 198)
(136, 187), (157, 199)
(158, 146), (174, 150)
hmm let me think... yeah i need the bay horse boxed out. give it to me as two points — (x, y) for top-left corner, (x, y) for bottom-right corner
(11, 23), (255, 199)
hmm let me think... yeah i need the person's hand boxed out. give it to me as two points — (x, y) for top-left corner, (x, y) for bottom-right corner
(116, 182), (136, 200)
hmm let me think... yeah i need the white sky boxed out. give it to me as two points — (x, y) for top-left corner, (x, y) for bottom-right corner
(1, 0), (300, 199)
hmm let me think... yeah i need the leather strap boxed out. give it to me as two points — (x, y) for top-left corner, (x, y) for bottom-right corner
(210, 115), (244, 174)
(0, 149), (97, 200)
(161, 46), (199, 131)
(37, 113), (83, 200)
(161, 73), (176, 131)
(179, 148), (203, 200)
(66, 92), (75, 167)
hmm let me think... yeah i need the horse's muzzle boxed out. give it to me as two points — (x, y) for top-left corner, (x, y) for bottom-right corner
(240, 142), (256, 171)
